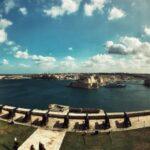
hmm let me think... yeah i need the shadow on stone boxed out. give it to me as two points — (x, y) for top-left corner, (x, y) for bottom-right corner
(95, 122), (104, 130)
(32, 118), (41, 126)
(15, 116), (24, 122)
(1, 111), (16, 120)
(74, 122), (84, 130)
(115, 120), (124, 128)
(53, 121), (64, 128)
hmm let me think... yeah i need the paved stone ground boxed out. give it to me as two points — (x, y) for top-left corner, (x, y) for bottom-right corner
(1, 110), (150, 132)
(46, 116), (150, 132)
(1, 110), (150, 149)
(18, 128), (66, 150)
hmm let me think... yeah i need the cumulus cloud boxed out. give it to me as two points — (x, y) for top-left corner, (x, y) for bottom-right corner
(31, 55), (56, 64)
(64, 56), (75, 61)
(106, 36), (150, 57)
(0, 29), (7, 43)
(0, 19), (13, 29)
(90, 54), (113, 64)
(4, 0), (16, 14)
(0, 18), (12, 43)
(14, 50), (29, 59)
(32, 55), (56, 70)
(108, 7), (126, 20)
(144, 26), (150, 36)
(2, 59), (9, 65)
(60, 56), (77, 71)
(81, 53), (150, 73)
(106, 41), (126, 55)
(84, 0), (106, 16)
(68, 47), (73, 51)
(19, 63), (30, 68)
(83, 54), (114, 68)
(14, 49), (56, 70)
(120, 36), (141, 49)
(6, 41), (14, 46)
(19, 7), (28, 15)
(82, 54), (116, 72)
(14, 50), (56, 63)
(43, 0), (81, 18)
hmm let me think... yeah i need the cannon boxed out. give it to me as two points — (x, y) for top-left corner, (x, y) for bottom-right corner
(41, 111), (49, 126)
(123, 112), (131, 127)
(83, 113), (89, 130)
(103, 112), (110, 129)
(7, 108), (17, 119)
(0, 105), (4, 114)
(22, 110), (32, 122)
(63, 112), (69, 128)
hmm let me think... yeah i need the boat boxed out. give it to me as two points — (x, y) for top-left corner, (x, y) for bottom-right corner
(105, 82), (126, 88)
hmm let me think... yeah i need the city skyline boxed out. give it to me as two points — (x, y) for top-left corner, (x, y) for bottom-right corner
(0, 0), (150, 73)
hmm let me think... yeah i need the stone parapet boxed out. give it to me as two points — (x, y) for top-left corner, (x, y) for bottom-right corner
(0, 104), (150, 119)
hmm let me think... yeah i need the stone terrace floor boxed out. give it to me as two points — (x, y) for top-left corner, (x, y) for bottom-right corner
(19, 129), (66, 150)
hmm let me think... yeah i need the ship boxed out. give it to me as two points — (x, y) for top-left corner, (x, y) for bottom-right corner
(105, 82), (126, 88)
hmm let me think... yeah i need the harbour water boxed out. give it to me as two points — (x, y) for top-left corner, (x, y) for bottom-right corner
(0, 79), (150, 112)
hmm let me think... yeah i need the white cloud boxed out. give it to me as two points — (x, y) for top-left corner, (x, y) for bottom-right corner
(108, 7), (126, 20)
(64, 56), (75, 61)
(120, 36), (141, 49)
(15, 50), (56, 63)
(84, 0), (106, 16)
(144, 26), (150, 36)
(60, 56), (77, 70)
(2, 59), (9, 65)
(68, 47), (73, 51)
(32, 55), (56, 70)
(106, 41), (126, 55)
(82, 53), (150, 73)
(12, 45), (20, 51)
(43, 0), (81, 18)
(82, 54), (115, 72)
(4, 0), (16, 14)
(15, 50), (29, 59)
(91, 54), (113, 64)
(0, 29), (7, 43)
(19, 63), (30, 68)
(83, 54), (114, 68)
(14, 49), (56, 70)
(0, 19), (13, 29)
(6, 41), (14, 46)
(19, 7), (28, 15)
(31, 55), (56, 64)
(106, 36), (150, 57)
(0, 18), (12, 43)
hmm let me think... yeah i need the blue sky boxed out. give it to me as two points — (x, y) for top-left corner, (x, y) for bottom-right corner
(0, 0), (150, 73)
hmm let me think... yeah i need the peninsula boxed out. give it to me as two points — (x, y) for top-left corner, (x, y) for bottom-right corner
(0, 73), (149, 90)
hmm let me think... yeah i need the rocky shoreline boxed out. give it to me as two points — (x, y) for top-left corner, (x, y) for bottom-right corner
(0, 73), (149, 90)
(68, 74), (132, 89)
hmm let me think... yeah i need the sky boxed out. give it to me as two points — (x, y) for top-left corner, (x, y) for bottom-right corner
(0, 0), (150, 73)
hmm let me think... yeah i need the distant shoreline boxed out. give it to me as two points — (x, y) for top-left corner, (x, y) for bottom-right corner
(0, 72), (149, 80)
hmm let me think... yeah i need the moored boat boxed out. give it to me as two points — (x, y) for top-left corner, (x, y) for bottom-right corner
(105, 82), (126, 88)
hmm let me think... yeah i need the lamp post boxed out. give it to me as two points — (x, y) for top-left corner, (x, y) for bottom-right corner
(13, 137), (19, 150)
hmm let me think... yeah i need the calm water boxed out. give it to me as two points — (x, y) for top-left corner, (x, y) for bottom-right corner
(0, 79), (150, 112)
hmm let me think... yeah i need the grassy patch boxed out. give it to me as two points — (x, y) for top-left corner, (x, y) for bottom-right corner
(60, 128), (150, 150)
(0, 120), (36, 150)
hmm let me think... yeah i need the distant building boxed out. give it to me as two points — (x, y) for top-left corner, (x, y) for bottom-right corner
(69, 75), (100, 89)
